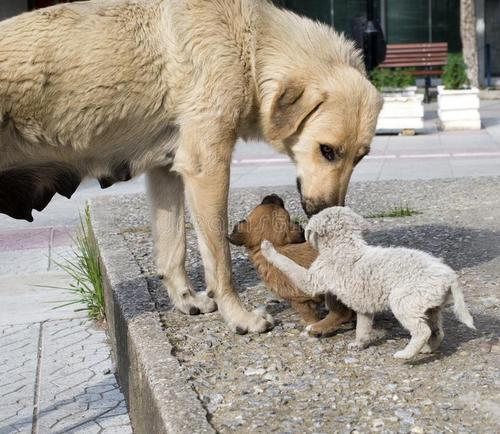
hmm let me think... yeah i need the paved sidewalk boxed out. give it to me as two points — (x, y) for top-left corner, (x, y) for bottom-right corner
(0, 228), (132, 434)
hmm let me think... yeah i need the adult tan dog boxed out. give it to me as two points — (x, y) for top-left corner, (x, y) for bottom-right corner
(0, 0), (383, 333)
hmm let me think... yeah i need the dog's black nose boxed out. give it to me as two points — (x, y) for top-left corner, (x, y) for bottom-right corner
(261, 194), (285, 208)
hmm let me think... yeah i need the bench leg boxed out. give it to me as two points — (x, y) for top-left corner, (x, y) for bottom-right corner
(425, 76), (431, 103)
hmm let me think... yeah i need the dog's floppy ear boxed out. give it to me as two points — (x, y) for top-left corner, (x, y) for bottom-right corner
(227, 220), (248, 246)
(268, 79), (324, 141)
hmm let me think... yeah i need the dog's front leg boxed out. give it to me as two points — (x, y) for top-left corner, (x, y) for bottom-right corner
(261, 240), (311, 291)
(147, 167), (217, 315)
(175, 126), (273, 334)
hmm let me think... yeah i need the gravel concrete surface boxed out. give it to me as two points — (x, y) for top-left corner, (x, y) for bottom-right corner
(101, 177), (499, 434)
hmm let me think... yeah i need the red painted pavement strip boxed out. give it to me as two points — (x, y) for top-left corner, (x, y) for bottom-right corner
(231, 151), (500, 165)
(52, 227), (76, 248)
(0, 227), (75, 251)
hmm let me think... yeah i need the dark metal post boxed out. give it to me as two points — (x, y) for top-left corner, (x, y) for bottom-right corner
(486, 43), (492, 88)
(363, 0), (378, 71)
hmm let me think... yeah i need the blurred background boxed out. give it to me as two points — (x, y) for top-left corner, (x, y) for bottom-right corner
(2, 0), (497, 87)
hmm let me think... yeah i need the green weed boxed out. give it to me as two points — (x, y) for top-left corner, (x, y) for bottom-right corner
(51, 206), (105, 321)
(367, 205), (421, 219)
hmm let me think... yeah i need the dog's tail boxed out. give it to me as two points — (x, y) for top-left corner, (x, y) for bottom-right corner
(449, 280), (475, 329)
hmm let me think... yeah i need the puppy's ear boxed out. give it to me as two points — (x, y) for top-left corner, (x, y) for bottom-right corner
(261, 194), (285, 208)
(268, 79), (324, 141)
(227, 221), (247, 246)
(288, 221), (306, 244)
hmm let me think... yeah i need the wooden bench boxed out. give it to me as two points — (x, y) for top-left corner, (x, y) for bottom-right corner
(379, 42), (448, 101)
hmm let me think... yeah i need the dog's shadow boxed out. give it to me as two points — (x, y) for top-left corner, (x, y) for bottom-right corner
(377, 309), (499, 365)
(363, 224), (500, 363)
(190, 224), (499, 363)
(365, 224), (500, 271)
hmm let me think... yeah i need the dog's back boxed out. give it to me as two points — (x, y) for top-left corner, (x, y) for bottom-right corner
(0, 1), (170, 161)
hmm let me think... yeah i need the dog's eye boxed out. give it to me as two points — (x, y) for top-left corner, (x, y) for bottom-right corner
(320, 144), (336, 162)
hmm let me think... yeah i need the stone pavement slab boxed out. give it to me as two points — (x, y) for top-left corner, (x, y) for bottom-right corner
(0, 323), (39, 434)
(0, 227), (132, 432)
(0, 274), (87, 326)
(92, 176), (500, 433)
(36, 319), (130, 434)
(0, 319), (132, 434)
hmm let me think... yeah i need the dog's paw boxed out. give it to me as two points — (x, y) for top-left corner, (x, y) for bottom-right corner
(226, 306), (274, 335)
(305, 323), (320, 337)
(348, 341), (366, 351)
(172, 290), (218, 315)
(306, 323), (337, 338)
(419, 344), (433, 354)
(393, 349), (414, 359)
(260, 240), (275, 257)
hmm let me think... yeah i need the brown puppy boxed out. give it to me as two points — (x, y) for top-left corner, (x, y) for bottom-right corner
(229, 195), (353, 336)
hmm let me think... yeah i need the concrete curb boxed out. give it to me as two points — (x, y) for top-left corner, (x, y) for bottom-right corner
(479, 89), (500, 99)
(89, 198), (214, 434)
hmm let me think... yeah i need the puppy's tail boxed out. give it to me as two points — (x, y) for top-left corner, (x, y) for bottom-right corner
(449, 280), (475, 330)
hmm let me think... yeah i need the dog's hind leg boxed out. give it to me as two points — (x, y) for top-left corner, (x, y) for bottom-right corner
(290, 300), (320, 325)
(393, 315), (432, 359)
(147, 167), (216, 315)
(421, 307), (444, 353)
(306, 296), (354, 337)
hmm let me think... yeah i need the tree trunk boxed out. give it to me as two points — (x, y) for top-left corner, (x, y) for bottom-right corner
(460, 0), (479, 88)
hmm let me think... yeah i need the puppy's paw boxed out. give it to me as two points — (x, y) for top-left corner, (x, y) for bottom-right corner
(306, 322), (338, 338)
(305, 323), (320, 337)
(393, 349), (414, 359)
(419, 344), (433, 354)
(260, 240), (275, 257)
(172, 290), (218, 315)
(224, 305), (274, 335)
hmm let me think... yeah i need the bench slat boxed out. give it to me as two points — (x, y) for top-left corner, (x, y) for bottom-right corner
(385, 43), (448, 49)
(385, 52), (447, 57)
(379, 42), (448, 71)
(384, 55), (448, 61)
(380, 61), (444, 68)
(410, 70), (443, 76)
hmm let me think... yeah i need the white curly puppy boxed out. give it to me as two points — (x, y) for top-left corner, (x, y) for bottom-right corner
(261, 207), (475, 359)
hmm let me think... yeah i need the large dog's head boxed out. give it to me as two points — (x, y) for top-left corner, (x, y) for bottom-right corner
(262, 66), (383, 217)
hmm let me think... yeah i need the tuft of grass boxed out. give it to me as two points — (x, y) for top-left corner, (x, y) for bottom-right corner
(292, 216), (307, 226)
(367, 204), (421, 219)
(51, 206), (105, 321)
